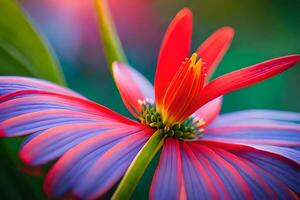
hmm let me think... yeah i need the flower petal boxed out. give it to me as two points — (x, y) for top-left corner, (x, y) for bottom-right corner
(73, 128), (152, 199)
(112, 62), (154, 118)
(1, 109), (100, 137)
(154, 8), (192, 110)
(44, 126), (147, 197)
(197, 27), (234, 81)
(19, 122), (131, 165)
(187, 55), (300, 116)
(0, 76), (81, 97)
(185, 143), (252, 199)
(236, 150), (300, 194)
(161, 54), (205, 124)
(0, 90), (136, 124)
(0, 89), (138, 138)
(192, 96), (222, 127)
(180, 142), (221, 199)
(212, 147), (297, 199)
(150, 138), (183, 200)
(203, 110), (300, 147)
(210, 109), (300, 128)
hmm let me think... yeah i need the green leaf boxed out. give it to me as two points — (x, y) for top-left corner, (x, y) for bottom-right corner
(95, 0), (127, 70)
(0, 0), (66, 85)
(112, 131), (165, 200)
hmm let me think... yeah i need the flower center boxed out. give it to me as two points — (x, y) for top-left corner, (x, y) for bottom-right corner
(138, 99), (204, 140)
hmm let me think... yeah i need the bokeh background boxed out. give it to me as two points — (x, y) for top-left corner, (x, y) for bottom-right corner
(1, 0), (300, 199)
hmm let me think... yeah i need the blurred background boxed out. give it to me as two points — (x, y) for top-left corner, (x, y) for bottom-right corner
(1, 0), (300, 199)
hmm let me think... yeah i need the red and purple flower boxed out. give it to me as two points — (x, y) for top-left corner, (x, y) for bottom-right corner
(0, 8), (299, 199)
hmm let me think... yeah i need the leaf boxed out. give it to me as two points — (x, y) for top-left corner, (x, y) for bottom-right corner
(112, 131), (165, 200)
(95, 0), (127, 70)
(0, 0), (66, 85)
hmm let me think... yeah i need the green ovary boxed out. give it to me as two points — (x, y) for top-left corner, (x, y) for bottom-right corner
(138, 100), (204, 140)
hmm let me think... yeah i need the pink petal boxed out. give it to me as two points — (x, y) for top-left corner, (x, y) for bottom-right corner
(192, 96), (222, 127)
(112, 62), (154, 118)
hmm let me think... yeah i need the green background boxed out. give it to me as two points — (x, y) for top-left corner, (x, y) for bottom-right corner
(0, 0), (299, 199)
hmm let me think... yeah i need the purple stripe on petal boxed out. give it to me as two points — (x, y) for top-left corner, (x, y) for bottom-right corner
(191, 144), (252, 200)
(236, 151), (300, 194)
(210, 110), (300, 128)
(45, 126), (151, 198)
(204, 126), (300, 147)
(1, 110), (102, 137)
(240, 158), (298, 199)
(246, 145), (300, 164)
(20, 122), (126, 165)
(213, 147), (277, 199)
(150, 138), (183, 200)
(180, 142), (219, 200)
(73, 129), (152, 199)
(0, 76), (82, 97)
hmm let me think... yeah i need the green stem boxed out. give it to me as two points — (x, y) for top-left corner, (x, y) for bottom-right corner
(94, 0), (127, 71)
(112, 131), (165, 200)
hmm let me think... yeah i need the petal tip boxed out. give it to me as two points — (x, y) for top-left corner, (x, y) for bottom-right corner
(217, 26), (235, 40)
(0, 128), (4, 138)
(19, 148), (32, 165)
(173, 7), (193, 25)
(178, 7), (193, 17)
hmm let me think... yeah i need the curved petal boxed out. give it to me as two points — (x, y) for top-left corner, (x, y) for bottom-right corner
(203, 111), (300, 147)
(0, 76), (81, 97)
(0, 90), (134, 122)
(186, 143), (252, 199)
(191, 96), (222, 127)
(155, 8), (192, 110)
(73, 128), (152, 199)
(19, 122), (134, 165)
(180, 142), (220, 199)
(236, 150), (300, 194)
(204, 125), (300, 146)
(210, 109), (300, 128)
(241, 157), (298, 199)
(188, 141), (299, 199)
(0, 90), (137, 137)
(186, 55), (300, 117)
(112, 62), (154, 118)
(44, 126), (149, 197)
(197, 27), (235, 81)
(1, 109), (100, 137)
(212, 147), (297, 199)
(150, 138), (183, 200)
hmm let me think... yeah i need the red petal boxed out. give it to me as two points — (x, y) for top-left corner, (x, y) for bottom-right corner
(112, 62), (154, 118)
(154, 8), (192, 111)
(186, 55), (300, 117)
(161, 54), (205, 125)
(197, 27), (234, 81)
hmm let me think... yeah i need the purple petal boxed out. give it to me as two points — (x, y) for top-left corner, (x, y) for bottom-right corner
(73, 129), (152, 199)
(236, 150), (300, 194)
(0, 76), (81, 97)
(150, 138), (183, 200)
(19, 122), (129, 165)
(45, 126), (149, 197)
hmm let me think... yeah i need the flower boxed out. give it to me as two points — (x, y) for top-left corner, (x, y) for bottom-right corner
(0, 8), (300, 200)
